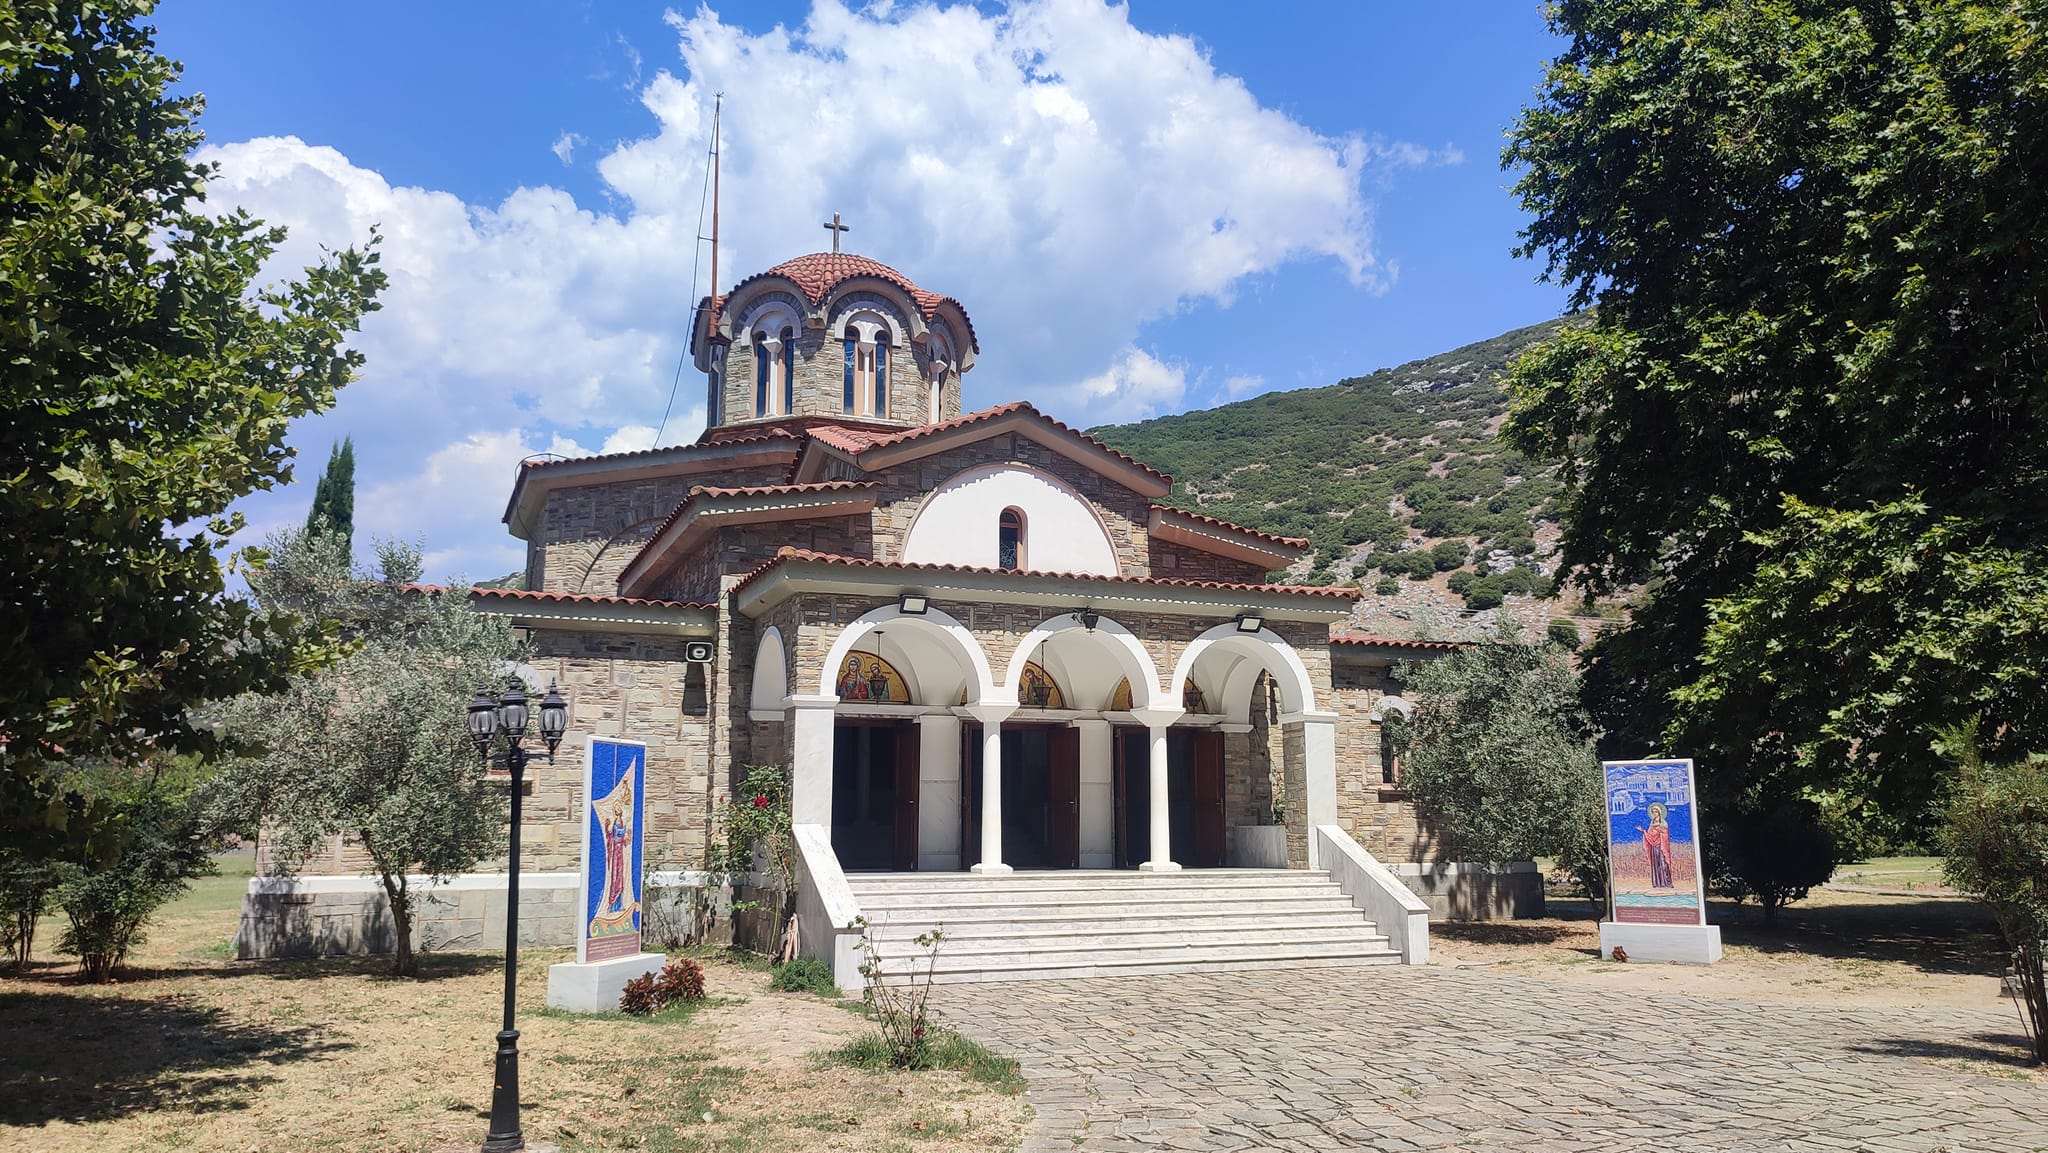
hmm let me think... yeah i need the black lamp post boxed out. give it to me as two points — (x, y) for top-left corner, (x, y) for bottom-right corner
(467, 677), (569, 1153)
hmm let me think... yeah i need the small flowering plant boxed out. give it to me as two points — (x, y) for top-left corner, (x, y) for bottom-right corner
(715, 765), (796, 946)
(853, 915), (945, 1069)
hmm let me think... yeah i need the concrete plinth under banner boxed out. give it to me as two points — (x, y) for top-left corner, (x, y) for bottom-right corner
(1599, 921), (1723, 965)
(545, 952), (668, 1013)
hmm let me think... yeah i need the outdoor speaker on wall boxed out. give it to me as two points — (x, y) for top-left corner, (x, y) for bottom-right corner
(684, 640), (715, 664)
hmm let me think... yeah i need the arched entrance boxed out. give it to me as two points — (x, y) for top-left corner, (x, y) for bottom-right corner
(1168, 622), (1337, 869)
(978, 614), (1164, 870)
(804, 604), (996, 872)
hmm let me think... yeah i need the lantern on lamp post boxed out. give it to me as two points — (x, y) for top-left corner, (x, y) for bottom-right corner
(467, 677), (569, 1153)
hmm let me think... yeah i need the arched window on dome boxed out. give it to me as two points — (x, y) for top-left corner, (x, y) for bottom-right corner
(753, 331), (771, 416)
(842, 328), (890, 418)
(779, 327), (796, 415)
(872, 332), (889, 418)
(998, 507), (1025, 571)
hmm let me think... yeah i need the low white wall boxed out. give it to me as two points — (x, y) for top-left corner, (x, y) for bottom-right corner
(792, 823), (865, 993)
(1314, 825), (1431, 965)
(1226, 825), (1289, 869)
(235, 870), (715, 960)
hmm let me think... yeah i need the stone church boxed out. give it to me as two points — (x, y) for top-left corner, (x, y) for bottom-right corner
(243, 248), (1539, 981)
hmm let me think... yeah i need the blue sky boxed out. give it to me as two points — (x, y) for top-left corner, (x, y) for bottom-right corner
(153, 1), (1569, 581)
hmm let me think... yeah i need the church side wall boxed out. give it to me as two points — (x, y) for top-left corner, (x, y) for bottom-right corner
(533, 466), (789, 596)
(518, 627), (716, 872)
(1327, 661), (1431, 864)
(1148, 539), (1275, 585)
(652, 518), (875, 603)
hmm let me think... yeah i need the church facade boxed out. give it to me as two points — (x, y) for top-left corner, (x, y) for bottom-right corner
(241, 249), (1540, 970)
(481, 252), (1536, 956)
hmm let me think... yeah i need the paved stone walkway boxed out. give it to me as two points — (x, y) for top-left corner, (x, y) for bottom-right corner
(935, 966), (2048, 1153)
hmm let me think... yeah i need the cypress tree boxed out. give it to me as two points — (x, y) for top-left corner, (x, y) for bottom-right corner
(305, 437), (356, 544)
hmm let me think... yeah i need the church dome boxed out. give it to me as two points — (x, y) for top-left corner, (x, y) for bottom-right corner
(694, 249), (978, 436)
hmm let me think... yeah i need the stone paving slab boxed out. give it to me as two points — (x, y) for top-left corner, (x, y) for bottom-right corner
(934, 966), (2048, 1153)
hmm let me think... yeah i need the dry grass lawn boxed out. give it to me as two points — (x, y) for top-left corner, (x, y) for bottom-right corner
(0, 861), (1030, 1153)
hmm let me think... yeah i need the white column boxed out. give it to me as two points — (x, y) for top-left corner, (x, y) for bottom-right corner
(916, 713), (962, 871)
(964, 703), (1016, 874)
(1283, 710), (1341, 869)
(1130, 705), (1184, 872)
(789, 694), (839, 828)
(1076, 717), (1114, 868)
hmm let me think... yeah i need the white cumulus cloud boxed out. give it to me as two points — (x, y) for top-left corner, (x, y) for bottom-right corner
(204, 0), (1434, 581)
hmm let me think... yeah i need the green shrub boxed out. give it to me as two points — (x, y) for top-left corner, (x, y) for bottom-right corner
(0, 856), (60, 968)
(770, 956), (839, 995)
(56, 772), (216, 982)
(1546, 619), (1581, 650)
(1430, 540), (1468, 571)
(1373, 577), (1400, 597)
(1707, 799), (1840, 926)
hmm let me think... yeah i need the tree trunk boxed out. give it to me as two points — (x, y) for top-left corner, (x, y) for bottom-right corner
(2016, 939), (2047, 1065)
(379, 868), (416, 978)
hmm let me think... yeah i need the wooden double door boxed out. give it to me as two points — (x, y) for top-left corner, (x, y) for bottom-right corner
(962, 724), (1082, 869)
(831, 720), (919, 871)
(1112, 727), (1225, 869)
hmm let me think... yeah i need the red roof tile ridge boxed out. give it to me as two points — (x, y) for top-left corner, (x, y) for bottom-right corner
(735, 547), (1358, 600)
(1150, 504), (1310, 549)
(1329, 633), (1466, 649)
(689, 479), (877, 499)
(848, 402), (1172, 486)
(518, 428), (799, 471)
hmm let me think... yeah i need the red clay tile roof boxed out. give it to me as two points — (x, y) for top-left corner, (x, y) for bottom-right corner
(730, 547), (1361, 602)
(1329, 634), (1466, 651)
(515, 428), (800, 473)
(802, 423), (902, 454)
(1151, 504), (1310, 550)
(404, 584), (714, 611)
(467, 587), (716, 611)
(637, 480), (881, 557)
(832, 401), (1173, 488)
(713, 252), (979, 352)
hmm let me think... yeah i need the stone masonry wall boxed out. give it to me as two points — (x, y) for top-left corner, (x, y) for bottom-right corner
(719, 318), (954, 431)
(515, 627), (717, 872)
(1147, 538), (1273, 585)
(1328, 657), (1440, 866)
(652, 519), (874, 604)
(534, 463), (790, 596)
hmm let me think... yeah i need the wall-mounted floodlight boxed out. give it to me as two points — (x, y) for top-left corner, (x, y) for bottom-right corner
(898, 592), (930, 615)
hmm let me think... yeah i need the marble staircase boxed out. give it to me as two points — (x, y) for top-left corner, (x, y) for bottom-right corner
(844, 869), (1401, 984)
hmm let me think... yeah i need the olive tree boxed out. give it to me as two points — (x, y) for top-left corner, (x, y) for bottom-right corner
(214, 531), (515, 976)
(1393, 630), (1608, 901)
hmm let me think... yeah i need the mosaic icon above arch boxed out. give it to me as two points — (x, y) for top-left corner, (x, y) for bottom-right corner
(1109, 678), (1133, 711)
(834, 651), (910, 704)
(1016, 661), (1067, 709)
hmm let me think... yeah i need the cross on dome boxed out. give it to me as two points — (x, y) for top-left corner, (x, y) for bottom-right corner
(822, 212), (851, 253)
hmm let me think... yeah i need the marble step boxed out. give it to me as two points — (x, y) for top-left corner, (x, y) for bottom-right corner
(868, 922), (1390, 957)
(853, 883), (1349, 907)
(847, 869), (1330, 892)
(861, 909), (1375, 937)
(847, 888), (1359, 917)
(872, 942), (1402, 984)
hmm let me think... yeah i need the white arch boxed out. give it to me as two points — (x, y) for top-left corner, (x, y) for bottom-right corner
(814, 603), (999, 704)
(1216, 659), (1270, 725)
(750, 626), (788, 716)
(826, 302), (910, 346)
(738, 297), (802, 341)
(1169, 622), (1318, 717)
(1000, 613), (1162, 710)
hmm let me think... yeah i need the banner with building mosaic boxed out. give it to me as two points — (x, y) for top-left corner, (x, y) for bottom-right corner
(580, 736), (647, 963)
(1603, 759), (1706, 926)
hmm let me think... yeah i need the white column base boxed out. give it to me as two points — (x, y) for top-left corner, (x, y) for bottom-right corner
(969, 861), (1014, 875)
(545, 952), (668, 1013)
(1600, 922), (1722, 965)
(1138, 860), (1182, 872)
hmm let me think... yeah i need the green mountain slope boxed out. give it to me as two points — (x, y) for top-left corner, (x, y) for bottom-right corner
(1090, 319), (1571, 608)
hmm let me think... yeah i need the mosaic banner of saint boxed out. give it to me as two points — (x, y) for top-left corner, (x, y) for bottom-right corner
(1603, 759), (1707, 926)
(580, 737), (647, 963)
(835, 652), (908, 703)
